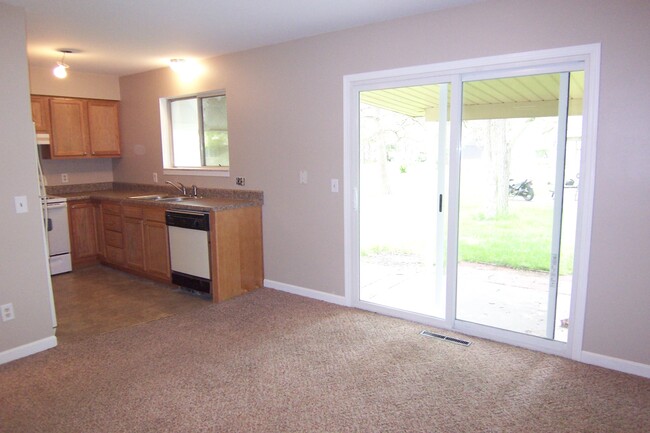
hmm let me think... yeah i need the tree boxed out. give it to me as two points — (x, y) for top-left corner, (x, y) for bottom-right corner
(486, 119), (511, 217)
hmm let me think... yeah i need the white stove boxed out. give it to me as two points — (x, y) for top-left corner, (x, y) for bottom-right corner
(42, 196), (72, 275)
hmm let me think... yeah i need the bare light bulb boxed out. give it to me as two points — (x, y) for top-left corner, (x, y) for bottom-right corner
(53, 62), (69, 79)
(169, 58), (201, 82)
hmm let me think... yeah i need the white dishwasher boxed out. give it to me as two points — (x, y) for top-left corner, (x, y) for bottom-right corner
(166, 210), (211, 294)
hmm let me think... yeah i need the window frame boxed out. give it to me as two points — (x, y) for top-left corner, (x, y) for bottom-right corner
(160, 90), (230, 177)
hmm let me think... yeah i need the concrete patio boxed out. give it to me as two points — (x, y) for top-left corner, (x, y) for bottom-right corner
(361, 259), (571, 342)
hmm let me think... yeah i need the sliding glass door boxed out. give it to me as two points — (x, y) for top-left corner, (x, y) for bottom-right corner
(455, 70), (583, 342)
(349, 49), (595, 353)
(358, 83), (450, 318)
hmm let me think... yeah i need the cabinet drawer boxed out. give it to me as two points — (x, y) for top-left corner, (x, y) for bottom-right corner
(105, 245), (125, 264)
(104, 229), (123, 248)
(103, 213), (122, 232)
(102, 203), (121, 215)
(123, 205), (143, 219)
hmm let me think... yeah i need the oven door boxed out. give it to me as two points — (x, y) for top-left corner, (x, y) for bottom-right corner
(46, 202), (71, 256)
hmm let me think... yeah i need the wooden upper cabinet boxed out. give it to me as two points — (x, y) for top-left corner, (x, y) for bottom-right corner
(31, 96), (51, 133)
(50, 98), (89, 157)
(87, 100), (121, 157)
(46, 96), (121, 159)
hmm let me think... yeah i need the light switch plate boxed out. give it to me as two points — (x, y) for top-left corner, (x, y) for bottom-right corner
(1, 303), (14, 321)
(14, 196), (28, 214)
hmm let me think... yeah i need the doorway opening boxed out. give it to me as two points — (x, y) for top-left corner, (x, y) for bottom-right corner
(359, 83), (450, 319)
(456, 72), (583, 342)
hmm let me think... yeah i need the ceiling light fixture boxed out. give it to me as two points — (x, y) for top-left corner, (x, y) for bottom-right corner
(168, 58), (202, 82)
(169, 58), (186, 73)
(53, 49), (73, 79)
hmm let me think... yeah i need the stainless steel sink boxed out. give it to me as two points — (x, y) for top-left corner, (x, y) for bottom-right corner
(155, 196), (195, 202)
(128, 194), (169, 200)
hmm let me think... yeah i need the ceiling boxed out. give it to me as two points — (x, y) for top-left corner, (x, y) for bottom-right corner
(360, 72), (585, 119)
(6, 0), (484, 77)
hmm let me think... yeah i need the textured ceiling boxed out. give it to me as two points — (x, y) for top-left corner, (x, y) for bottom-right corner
(6, 0), (484, 76)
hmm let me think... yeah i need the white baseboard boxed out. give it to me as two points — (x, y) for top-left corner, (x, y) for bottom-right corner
(0, 336), (57, 365)
(264, 279), (349, 306)
(581, 350), (650, 379)
(263, 280), (650, 379)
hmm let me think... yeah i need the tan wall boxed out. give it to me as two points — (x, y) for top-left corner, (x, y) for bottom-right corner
(40, 158), (114, 186)
(117, 0), (650, 366)
(0, 3), (55, 354)
(29, 66), (120, 100)
(29, 66), (120, 185)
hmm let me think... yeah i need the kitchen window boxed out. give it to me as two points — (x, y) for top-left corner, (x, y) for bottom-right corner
(160, 91), (229, 176)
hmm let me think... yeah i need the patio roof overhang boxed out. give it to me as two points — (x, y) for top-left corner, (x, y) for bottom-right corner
(360, 72), (584, 120)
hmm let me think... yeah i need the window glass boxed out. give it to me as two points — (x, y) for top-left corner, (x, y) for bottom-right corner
(165, 92), (229, 170)
(170, 98), (200, 167)
(202, 95), (229, 167)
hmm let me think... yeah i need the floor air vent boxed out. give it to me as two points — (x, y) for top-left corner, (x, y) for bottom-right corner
(420, 330), (471, 346)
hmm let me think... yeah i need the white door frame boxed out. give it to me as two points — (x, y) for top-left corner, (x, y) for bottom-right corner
(343, 44), (601, 361)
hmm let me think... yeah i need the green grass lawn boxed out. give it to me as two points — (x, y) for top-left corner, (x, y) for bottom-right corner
(458, 204), (574, 275)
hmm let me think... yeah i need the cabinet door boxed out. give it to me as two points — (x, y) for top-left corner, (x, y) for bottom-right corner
(50, 98), (89, 157)
(123, 216), (145, 271)
(94, 202), (105, 260)
(31, 96), (51, 133)
(87, 100), (121, 157)
(144, 220), (171, 281)
(68, 201), (97, 266)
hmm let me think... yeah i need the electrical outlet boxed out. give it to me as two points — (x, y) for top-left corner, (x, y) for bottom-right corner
(153, 172), (158, 183)
(1, 303), (14, 322)
(236, 177), (245, 186)
(299, 170), (308, 184)
(61, 173), (69, 183)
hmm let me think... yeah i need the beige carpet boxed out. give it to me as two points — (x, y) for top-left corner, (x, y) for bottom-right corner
(1, 288), (648, 432)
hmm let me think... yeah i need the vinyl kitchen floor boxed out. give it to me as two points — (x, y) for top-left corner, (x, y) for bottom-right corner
(51, 265), (210, 344)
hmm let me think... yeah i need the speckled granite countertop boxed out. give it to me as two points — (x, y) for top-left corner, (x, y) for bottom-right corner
(46, 182), (263, 212)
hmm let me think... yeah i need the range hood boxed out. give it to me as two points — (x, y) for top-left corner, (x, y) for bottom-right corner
(36, 133), (50, 145)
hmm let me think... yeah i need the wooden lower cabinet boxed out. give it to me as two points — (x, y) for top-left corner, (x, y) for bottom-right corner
(106, 203), (170, 282)
(101, 202), (125, 266)
(123, 206), (145, 271)
(70, 199), (262, 299)
(94, 201), (105, 260)
(143, 208), (171, 281)
(210, 206), (264, 302)
(68, 200), (98, 268)
(123, 217), (145, 271)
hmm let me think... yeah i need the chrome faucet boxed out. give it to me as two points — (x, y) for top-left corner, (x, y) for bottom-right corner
(165, 180), (187, 196)
(190, 184), (199, 198)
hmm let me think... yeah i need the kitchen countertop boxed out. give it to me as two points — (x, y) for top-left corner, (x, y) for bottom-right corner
(54, 190), (261, 212)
